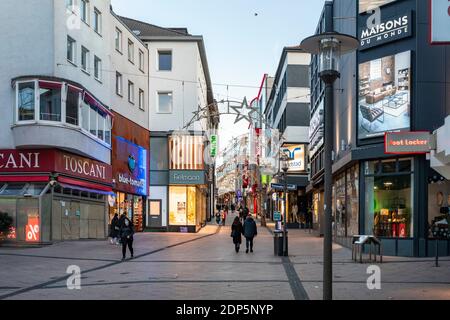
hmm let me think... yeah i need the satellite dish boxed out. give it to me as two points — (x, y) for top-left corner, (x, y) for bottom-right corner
(133, 30), (141, 36)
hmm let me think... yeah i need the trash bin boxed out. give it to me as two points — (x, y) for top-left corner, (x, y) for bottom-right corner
(273, 230), (288, 256)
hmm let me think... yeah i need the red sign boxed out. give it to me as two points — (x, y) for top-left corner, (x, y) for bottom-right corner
(25, 216), (40, 242)
(385, 132), (434, 155)
(55, 152), (112, 185)
(0, 149), (112, 185)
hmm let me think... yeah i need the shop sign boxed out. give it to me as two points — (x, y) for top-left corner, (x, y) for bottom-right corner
(113, 137), (148, 196)
(273, 211), (282, 221)
(271, 183), (297, 191)
(430, 0), (450, 44)
(281, 144), (306, 172)
(0, 150), (54, 172)
(170, 170), (205, 185)
(25, 216), (40, 242)
(359, 11), (412, 50)
(385, 132), (435, 154)
(55, 152), (112, 185)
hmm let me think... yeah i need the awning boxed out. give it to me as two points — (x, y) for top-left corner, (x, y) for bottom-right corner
(39, 80), (63, 90)
(0, 175), (50, 183)
(57, 176), (114, 195)
(83, 92), (114, 118)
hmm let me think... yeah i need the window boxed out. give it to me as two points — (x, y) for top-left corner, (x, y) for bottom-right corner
(67, 36), (76, 64)
(158, 51), (172, 71)
(93, 8), (101, 34)
(139, 50), (145, 71)
(116, 72), (123, 96)
(80, 0), (89, 24)
(18, 82), (36, 121)
(66, 0), (75, 12)
(89, 106), (97, 136)
(128, 81), (135, 103)
(115, 28), (122, 52)
(39, 84), (61, 122)
(364, 159), (414, 238)
(81, 100), (90, 132)
(157, 92), (173, 113)
(169, 135), (204, 170)
(139, 89), (144, 110)
(369, 59), (382, 81)
(128, 40), (134, 63)
(81, 46), (89, 73)
(97, 115), (104, 141)
(66, 86), (80, 125)
(105, 116), (111, 145)
(94, 56), (101, 81)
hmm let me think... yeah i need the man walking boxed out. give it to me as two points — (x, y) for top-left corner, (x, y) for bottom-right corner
(243, 213), (257, 253)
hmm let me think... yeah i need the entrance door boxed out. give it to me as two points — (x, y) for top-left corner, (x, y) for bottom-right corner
(147, 200), (162, 228)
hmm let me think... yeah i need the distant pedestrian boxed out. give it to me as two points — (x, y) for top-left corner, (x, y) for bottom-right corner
(215, 210), (221, 225)
(109, 213), (120, 245)
(231, 217), (243, 253)
(222, 206), (228, 226)
(119, 216), (134, 261)
(243, 214), (258, 253)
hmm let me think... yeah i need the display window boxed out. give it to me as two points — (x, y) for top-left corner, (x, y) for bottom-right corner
(427, 177), (450, 237)
(169, 186), (198, 226)
(109, 192), (144, 232)
(364, 159), (414, 238)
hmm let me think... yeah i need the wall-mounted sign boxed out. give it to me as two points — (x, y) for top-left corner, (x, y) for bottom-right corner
(281, 144), (306, 172)
(430, 0), (450, 45)
(55, 152), (112, 184)
(359, 11), (412, 50)
(385, 132), (435, 154)
(271, 183), (297, 191)
(273, 211), (282, 222)
(309, 101), (324, 157)
(170, 170), (205, 185)
(113, 136), (148, 196)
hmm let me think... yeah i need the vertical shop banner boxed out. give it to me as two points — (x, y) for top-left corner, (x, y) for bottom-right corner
(113, 137), (148, 196)
(25, 216), (40, 242)
(430, 0), (450, 44)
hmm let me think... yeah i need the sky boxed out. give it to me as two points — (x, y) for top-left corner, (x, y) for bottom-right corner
(110, 0), (327, 152)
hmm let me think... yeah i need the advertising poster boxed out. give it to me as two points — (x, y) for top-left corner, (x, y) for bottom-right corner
(359, 0), (397, 13)
(358, 50), (411, 140)
(281, 144), (306, 172)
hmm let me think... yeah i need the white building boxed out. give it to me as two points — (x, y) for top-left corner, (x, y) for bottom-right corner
(120, 17), (217, 232)
(0, 0), (149, 243)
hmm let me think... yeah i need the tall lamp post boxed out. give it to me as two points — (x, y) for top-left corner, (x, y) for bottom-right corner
(300, 32), (358, 300)
(280, 152), (290, 257)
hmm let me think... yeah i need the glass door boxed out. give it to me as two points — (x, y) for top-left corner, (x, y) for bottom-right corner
(148, 199), (162, 228)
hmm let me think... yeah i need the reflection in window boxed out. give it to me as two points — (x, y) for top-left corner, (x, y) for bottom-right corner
(97, 115), (104, 141)
(81, 100), (90, 132)
(66, 86), (80, 125)
(40, 87), (61, 121)
(18, 82), (35, 121)
(1, 184), (26, 196)
(90, 106), (97, 136)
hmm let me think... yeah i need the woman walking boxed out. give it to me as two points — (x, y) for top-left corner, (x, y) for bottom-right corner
(231, 217), (243, 253)
(109, 213), (119, 245)
(119, 216), (134, 261)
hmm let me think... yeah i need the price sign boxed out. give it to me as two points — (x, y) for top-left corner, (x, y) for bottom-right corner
(25, 216), (40, 242)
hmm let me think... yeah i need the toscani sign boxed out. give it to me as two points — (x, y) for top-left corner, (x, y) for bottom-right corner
(359, 11), (412, 50)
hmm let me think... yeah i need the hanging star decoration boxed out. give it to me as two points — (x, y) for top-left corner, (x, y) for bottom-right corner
(230, 97), (259, 125)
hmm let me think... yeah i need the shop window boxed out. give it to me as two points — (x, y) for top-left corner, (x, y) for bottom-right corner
(23, 184), (46, 196)
(39, 84), (62, 122)
(17, 82), (36, 121)
(63, 188), (72, 196)
(169, 186), (197, 226)
(364, 159), (414, 238)
(1, 184), (26, 196)
(0, 199), (17, 240)
(66, 86), (80, 125)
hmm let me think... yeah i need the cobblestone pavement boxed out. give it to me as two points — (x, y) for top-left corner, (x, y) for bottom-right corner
(0, 213), (449, 300)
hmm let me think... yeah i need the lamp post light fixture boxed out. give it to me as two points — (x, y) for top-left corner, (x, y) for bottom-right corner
(300, 32), (359, 301)
(280, 152), (290, 257)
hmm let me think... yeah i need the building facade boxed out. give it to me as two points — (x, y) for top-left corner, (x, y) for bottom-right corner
(264, 47), (311, 227)
(309, 0), (450, 256)
(0, 0), (149, 243)
(120, 17), (217, 233)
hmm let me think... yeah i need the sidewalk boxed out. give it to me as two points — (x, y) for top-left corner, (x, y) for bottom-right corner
(264, 221), (450, 300)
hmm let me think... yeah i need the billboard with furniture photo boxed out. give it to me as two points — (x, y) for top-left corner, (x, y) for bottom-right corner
(358, 50), (411, 140)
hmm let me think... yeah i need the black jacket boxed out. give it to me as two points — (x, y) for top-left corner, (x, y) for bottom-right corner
(119, 218), (135, 240)
(243, 217), (257, 238)
(110, 216), (119, 237)
(231, 221), (243, 244)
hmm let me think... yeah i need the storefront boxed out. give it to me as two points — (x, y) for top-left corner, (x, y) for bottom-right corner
(109, 113), (149, 233)
(0, 149), (113, 243)
(168, 170), (207, 232)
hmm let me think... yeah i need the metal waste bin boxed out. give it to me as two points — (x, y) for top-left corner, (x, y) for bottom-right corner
(273, 230), (288, 256)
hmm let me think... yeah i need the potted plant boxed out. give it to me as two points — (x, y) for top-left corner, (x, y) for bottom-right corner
(0, 212), (13, 242)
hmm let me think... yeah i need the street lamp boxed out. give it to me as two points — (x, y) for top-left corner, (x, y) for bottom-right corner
(280, 152), (290, 257)
(300, 32), (359, 300)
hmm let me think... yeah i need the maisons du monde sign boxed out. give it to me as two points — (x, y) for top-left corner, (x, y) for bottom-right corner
(359, 11), (412, 50)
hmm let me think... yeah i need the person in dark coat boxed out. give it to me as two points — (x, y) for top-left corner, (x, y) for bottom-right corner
(243, 214), (258, 253)
(215, 210), (221, 225)
(119, 216), (134, 261)
(231, 216), (243, 253)
(109, 213), (119, 245)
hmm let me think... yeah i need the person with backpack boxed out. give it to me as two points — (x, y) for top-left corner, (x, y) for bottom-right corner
(243, 213), (258, 253)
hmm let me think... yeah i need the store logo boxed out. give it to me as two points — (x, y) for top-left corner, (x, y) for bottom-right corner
(281, 145), (305, 172)
(360, 12), (412, 50)
(128, 155), (136, 172)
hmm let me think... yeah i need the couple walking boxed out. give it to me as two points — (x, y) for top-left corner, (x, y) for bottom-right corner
(230, 214), (257, 253)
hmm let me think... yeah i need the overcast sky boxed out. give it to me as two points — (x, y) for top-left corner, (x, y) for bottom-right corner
(111, 0), (326, 151)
